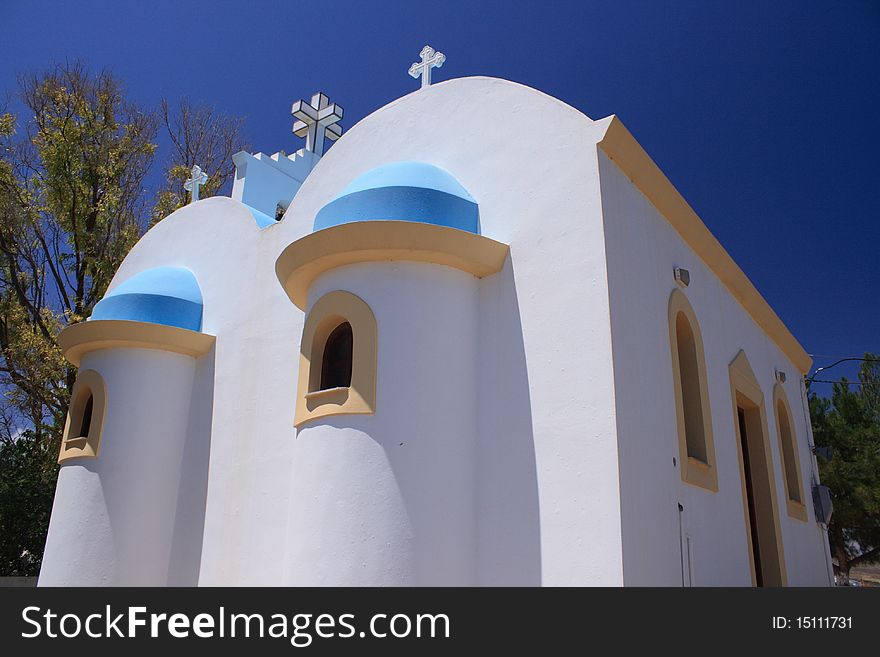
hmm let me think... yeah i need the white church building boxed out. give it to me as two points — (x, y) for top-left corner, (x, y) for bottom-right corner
(38, 55), (833, 586)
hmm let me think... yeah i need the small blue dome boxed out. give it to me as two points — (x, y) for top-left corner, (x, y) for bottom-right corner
(314, 161), (479, 233)
(90, 266), (203, 332)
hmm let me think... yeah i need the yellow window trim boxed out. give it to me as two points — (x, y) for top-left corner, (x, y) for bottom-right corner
(275, 220), (509, 311)
(786, 499), (808, 524)
(773, 384), (808, 522)
(668, 288), (718, 492)
(729, 349), (788, 586)
(295, 290), (377, 427)
(58, 369), (107, 463)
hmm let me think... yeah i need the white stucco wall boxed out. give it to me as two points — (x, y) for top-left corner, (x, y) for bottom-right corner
(284, 78), (623, 585)
(40, 348), (198, 585)
(66, 197), (304, 586)
(114, 78), (622, 585)
(42, 76), (829, 587)
(284, 262), (479, 585)
(66, 77), (623, 586)
(598, 151), (832, 586)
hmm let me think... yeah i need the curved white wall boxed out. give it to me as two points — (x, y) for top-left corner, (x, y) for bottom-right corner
(283, 262), (479, 585)
(39, 347), (197, 586)
(46, 78), (627, 585)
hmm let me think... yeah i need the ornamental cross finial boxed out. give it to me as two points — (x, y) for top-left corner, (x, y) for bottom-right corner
(183, 165), (208, 203)
(292, 92), (344, 157)
(408, 45), (445, 88)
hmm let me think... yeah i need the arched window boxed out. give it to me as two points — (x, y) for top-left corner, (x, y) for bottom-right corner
(320, 322), (353, 389)
(59, 370), (107, 463)
(295, 291), (377, 426)
(774, 385), (807, 521)
(668, 289), (717, 491)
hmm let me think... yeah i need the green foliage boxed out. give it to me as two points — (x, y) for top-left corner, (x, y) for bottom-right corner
(1, 64), (156, 427)
(810, 353), (880, 579)
(0, 430), (58, 575)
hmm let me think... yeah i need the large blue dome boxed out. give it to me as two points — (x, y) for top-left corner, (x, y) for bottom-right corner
(313, 161), (479, 233)
(90, 266), (203, 332)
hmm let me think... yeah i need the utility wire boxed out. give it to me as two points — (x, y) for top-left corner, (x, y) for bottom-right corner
(806, 357), (880, 384)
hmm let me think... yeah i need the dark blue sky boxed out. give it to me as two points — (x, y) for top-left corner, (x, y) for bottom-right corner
(1, 1), (878, 383)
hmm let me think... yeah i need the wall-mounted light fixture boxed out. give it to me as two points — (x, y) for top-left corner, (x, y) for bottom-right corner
(674, 267), (690, 287)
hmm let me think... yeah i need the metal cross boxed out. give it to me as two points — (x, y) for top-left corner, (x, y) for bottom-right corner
(408, 45), (445, 88)
(183, 165), (208, 203)
(291, 93), (344, 157)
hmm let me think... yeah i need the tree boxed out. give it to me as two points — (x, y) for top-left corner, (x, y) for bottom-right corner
(0, 63), (248, 575)
(151, 97), (247, 223)
(809, 354), (880, 583)
(0, 63), (157, 442)
(0, 421), (58, 575)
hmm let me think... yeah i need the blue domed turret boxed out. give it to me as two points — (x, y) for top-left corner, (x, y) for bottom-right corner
(314, 161), (479, 233)
(90, 266), (203, 332)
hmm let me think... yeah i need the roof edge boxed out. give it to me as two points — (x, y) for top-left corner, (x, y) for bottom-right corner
(596, 115), (811, 375)
(275, 221), (509, 310)
(59, 319), (215, 366)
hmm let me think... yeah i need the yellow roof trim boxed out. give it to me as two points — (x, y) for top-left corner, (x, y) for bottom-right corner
(597, 116), (811, 374)
(59, 319), (215, 366)
(276, 221), (510, 310)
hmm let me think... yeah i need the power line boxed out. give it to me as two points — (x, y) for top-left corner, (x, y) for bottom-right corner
(806, 357), (880, 384)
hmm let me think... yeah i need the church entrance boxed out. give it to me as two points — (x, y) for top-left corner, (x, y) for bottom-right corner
(735, 397), (785, 586)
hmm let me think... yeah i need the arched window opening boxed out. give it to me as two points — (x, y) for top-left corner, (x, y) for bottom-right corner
(58, 369), (107, 463)
(320, 322), (353, 390)
(296, 290), (377, 426)
(669, 289), (716, 491)
(78, 393), (94, 438)
(676, 311), (707, 463)
(776, 399), (801, 504)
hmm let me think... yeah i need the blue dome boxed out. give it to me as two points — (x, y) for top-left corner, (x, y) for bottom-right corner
(90, 266), (203, 332)
(314, 161), (479, 233)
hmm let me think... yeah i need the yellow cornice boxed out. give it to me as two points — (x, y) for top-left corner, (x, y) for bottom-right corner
(59, 319), (215, 366)
(597, 116), (812, 374)
(276, 221), (510, 310)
